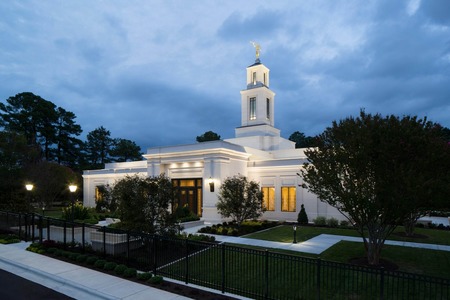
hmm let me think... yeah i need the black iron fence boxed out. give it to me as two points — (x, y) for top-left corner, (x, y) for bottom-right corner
(0, 211), (449, 300)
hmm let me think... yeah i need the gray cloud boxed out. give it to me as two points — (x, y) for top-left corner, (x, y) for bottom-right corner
(1, 0), (449, 153)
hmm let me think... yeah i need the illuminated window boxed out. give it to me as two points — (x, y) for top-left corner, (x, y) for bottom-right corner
(262, 187), (275, 211)
(266, 98), (270, 119)
(263, 73), (267, 85)
(252, 72), (256, 84)
(281, 187), (296, 212)
(249, 97), (256, 120)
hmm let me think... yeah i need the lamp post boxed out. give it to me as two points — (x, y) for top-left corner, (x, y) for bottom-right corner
(25, 184), (34, 239)
(69, 184), (77, 223)
(25, 184), (34, 211)
(293, 225), (297, 244)
(68, 184), (77, 246)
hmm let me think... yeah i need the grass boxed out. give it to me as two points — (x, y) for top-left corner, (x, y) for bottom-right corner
(246, 224), (450, 246)
(239, 225), (450, 279)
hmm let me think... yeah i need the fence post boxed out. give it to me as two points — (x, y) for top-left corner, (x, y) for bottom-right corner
(126, 231), (130, 263)
(82, 223), (85, 253)
(102, 227), (106, 257)
(63, 221), (67, 249)
(221, 244), (226, 294)
(185, 238), (189, 284)
(39, 215), (43, 243)
(47, 218), (50, 241)
(380, 267), (385, 300)
(316, 258), (321, 300)
(153, 236), (158, 275)
(31, 213), (35, 242)
(24, 214), (28, 242)
(19, 213), (23, 241)
(265, 250), (269, 299)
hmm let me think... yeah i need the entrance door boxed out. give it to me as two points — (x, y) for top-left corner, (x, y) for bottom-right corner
(180, 189), (197, 215)
(173, 179), (203, 217)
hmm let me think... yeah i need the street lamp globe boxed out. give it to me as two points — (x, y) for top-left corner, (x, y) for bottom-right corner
(69, 185), (77, 193)
(25, 184), (34, 191)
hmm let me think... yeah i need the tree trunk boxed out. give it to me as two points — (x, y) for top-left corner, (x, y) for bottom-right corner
(365, 237), (383, 265)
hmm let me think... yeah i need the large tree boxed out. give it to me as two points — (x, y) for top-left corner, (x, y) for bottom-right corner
(84, 126), (113, 169)
(0, 92), (58, 161)
(216, 175), (265, 225)
(289, 131), (316, 148)
(109, 138), (142, 162)
(24, 161), (80, 210)
(111, 174), (176, 234)
(300, 110), (450, 265)
(196, 131), (221, 142)
(54, 107), (83, 168)
(0, 130), (29, 211)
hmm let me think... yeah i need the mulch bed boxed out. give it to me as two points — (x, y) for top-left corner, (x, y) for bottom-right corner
(349, 257), (399, 271)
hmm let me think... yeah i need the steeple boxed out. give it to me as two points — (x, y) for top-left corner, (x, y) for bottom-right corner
(237, 43), (276, 135)
(225, 43), (296, 151)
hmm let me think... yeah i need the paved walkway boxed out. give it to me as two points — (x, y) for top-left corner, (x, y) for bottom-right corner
(184, 225), (450, 255)
(0, 242), (203, 300)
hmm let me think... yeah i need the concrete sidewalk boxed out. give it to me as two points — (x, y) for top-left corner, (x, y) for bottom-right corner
(0, 242), (192, 300)
(184, 225), (450, 254)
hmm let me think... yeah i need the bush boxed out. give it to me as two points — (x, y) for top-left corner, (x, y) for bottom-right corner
(149, 275), (164, 284)
(123, 268), (137, 278)
(137, 272), (153, 281)
(55, 249), (64, 257)
(62, 201), (90, 221)
(69, 253), (80, 261)
(313, 216), (327, 226)
(86, 256), (98, 265)
(297, 204), (309, 225)
(47, 247), (58, 254)
(94, 259), (106, 269)
(326, 218), (339, 228)
(104, 262), (118, 271)
(114, 264), (127, 275)
(340, 220), (350, 227)
(76, 255), (88, 263)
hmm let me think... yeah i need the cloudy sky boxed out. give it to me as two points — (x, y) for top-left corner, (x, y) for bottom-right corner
(1, 0), (449, 151)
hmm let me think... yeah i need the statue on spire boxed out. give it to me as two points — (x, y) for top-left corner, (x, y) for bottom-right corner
(250, 41), (261, 60)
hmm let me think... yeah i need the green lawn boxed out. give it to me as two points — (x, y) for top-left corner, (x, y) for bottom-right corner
(246, 224), (450, 245)
(240, 225), (450, 279)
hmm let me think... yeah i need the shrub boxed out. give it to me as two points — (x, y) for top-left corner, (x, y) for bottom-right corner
(37, 249), (46, 254)
(326, 218), (339, 228)
(297, 204), (309, 225)
(114, 264), (127, 275)
(313, 216), (327, 226)
(104, 262), (118, 271)
(62, 201), (90, 221)
(47, 247), (58, 254)
(69, 253), (80, 261)
(123, 268), (137, 278)
(76, 255), (88, 263)
(86, 256), (98, 265)
(94, 259), (106, 269)
(149, 275), (164, 284)
(55, 249), (64, 257)
(340, 220), (350, 227)
(137, 272), (153, 281)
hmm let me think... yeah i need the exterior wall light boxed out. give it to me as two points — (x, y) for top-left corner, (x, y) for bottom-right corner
(208, 177), (215, 192)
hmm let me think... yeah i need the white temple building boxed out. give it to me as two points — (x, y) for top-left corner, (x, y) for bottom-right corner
(83, 51), (342, 223)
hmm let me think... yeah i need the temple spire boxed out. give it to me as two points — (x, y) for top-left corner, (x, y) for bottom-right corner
(250, 41), (261, 63)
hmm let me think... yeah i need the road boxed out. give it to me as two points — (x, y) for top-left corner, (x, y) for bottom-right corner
(0, 268), (74, 300)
